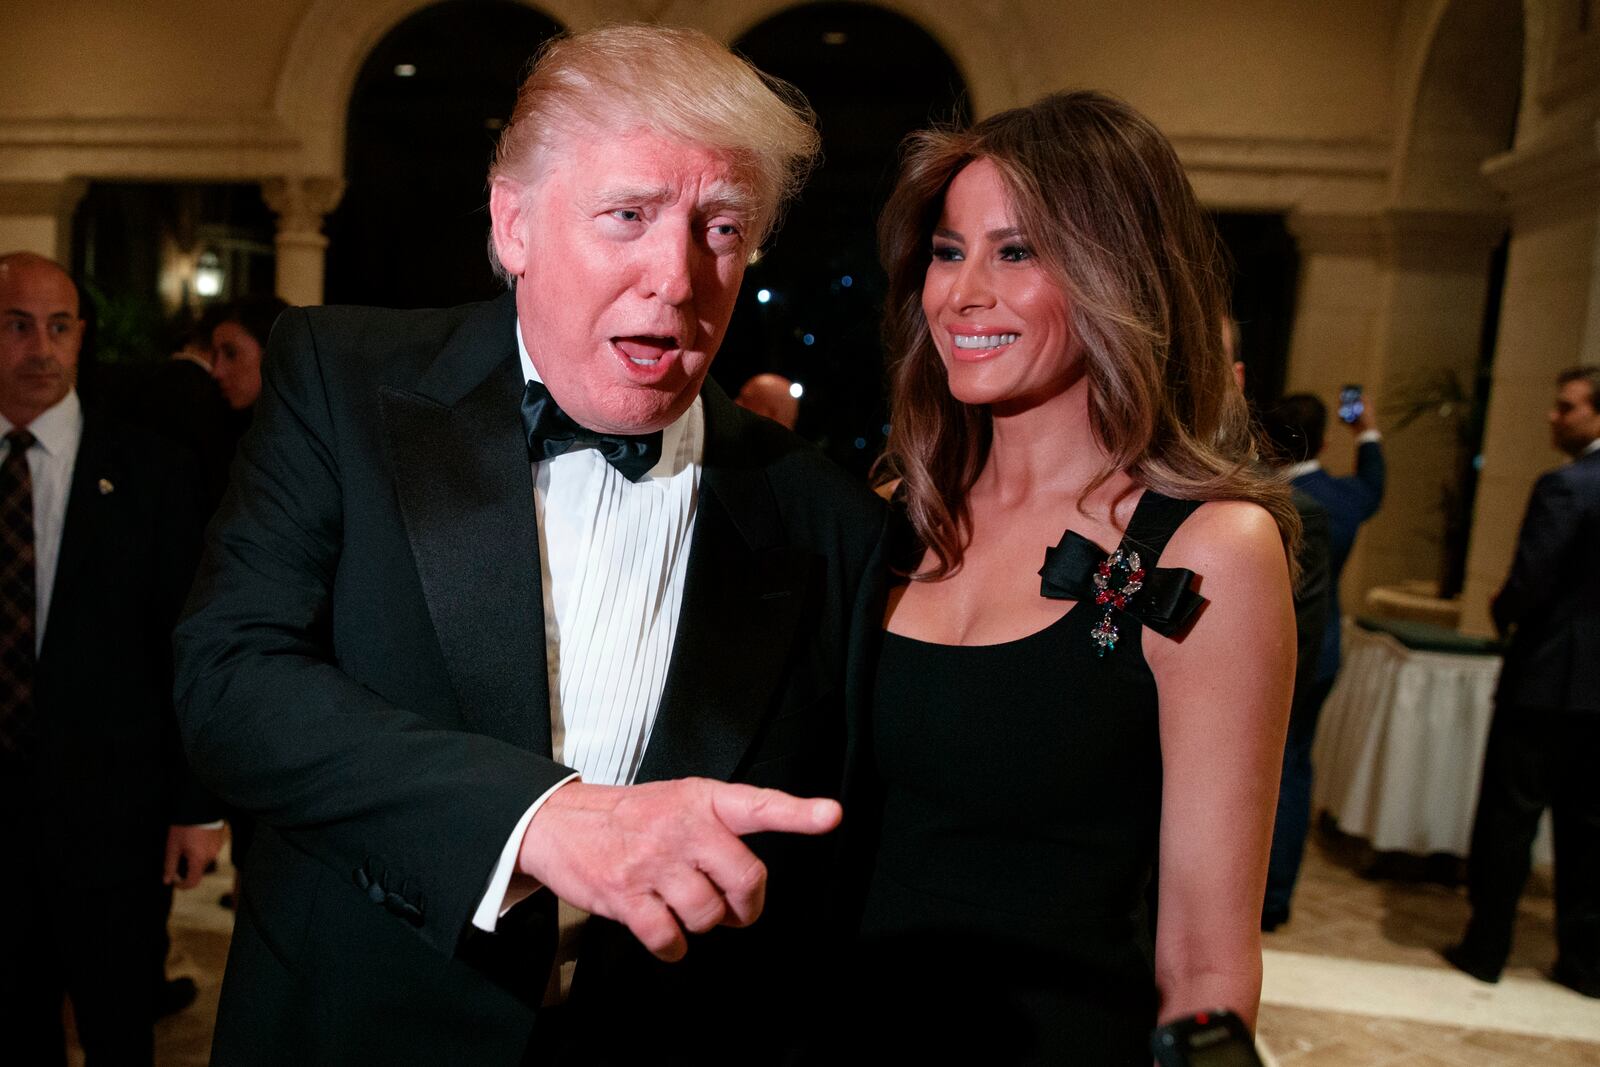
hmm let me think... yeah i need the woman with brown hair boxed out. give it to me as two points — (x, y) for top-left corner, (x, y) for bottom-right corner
(855, 91), (1297, 1063)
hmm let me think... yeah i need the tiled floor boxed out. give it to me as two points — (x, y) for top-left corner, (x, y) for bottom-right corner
(1262, 825), (1557, 975)
(1255, 826), (1600, 1065)
(72, 826), (1600, 1065)
(1259, 1006), (1600, 1067)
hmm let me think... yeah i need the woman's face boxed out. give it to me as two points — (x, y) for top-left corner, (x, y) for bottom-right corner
(921, 158), (1079, 411)
(210, 320), (263, 410)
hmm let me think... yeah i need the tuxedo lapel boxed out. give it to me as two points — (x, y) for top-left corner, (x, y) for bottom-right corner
(379, 293), (551, 755)
(635, 385), (811, 785)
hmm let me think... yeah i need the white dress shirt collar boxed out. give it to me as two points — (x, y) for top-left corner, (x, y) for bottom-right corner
(1284, 458), (1321, 480)
(1583, 437), (1600, 457)
(0, 388), (82, 454)
(516, 324), (701, 478)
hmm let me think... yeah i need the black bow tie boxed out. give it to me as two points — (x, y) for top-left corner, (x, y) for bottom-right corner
(520, 379), (663, 482)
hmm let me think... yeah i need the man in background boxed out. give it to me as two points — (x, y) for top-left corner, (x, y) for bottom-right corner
(1259, 388), (1385, 929)
(0, 252), (221, 1064)
(734, 371), (800, 430)
(1447, 366), (1600, 997)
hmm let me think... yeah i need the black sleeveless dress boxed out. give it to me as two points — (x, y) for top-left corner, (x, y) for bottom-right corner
(855, 492), (1205, 1066)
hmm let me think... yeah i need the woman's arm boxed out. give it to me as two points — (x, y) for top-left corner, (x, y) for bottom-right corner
(1146, 500), (1295, 1032)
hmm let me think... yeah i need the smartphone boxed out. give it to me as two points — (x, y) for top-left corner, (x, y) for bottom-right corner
(1338, 384), (1364, 425)
(1151, 1009), (1265, 1067)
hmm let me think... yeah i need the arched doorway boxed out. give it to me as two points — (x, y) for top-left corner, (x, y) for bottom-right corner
(723, 2), (968, 477)
(1377, 0), (1522, 599)
(324, 0), (562, 308)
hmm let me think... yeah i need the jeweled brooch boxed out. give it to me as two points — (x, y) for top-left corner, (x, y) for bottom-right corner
(1090, 548), (1145, 657)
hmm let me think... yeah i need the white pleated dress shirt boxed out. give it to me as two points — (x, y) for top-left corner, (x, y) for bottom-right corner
(471, 325), (702, 933)
(1, 390), (83, 653)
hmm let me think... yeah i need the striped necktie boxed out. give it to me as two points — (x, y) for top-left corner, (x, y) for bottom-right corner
(0, 429), (38, 760)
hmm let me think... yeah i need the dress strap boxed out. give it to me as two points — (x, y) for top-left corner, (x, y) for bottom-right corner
(1037, 489), (1208, 656)
(1120, 490), (1204, 566)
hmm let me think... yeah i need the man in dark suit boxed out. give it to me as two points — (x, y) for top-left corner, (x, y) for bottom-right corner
(174, 25), (884, 1064)
(1259, 390), (1385, 928)
(0, 252), (223, 1064)
(1446, 366), (1600, 997)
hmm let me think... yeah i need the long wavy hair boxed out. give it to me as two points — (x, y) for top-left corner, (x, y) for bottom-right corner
(876, 90), (1298, 580)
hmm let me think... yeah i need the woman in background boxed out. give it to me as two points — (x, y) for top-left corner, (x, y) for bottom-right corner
(856, 91), (1298, 1064)
(209, 295), (287, 415)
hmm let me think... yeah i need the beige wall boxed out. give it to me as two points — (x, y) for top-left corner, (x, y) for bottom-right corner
(2, 4), (307, 119)
(1011, 0), (1399, 143)
(1, 0), (1593, 637)
(0, 1), (1404, 179)
(1461, 186), (1600, 634)
(1455, 0), (1600, 635)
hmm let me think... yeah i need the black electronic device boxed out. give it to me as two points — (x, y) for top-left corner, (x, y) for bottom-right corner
(1150, 1009), (1265, 1067)
(1337, 384), (1364, 425)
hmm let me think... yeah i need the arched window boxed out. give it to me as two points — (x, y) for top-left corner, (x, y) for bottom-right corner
(324, 0), (562, 308)
(722, 3), (967, 476)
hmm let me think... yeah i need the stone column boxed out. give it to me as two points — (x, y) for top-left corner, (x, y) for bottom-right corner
(260, 177), (345, 307)
(1283, 211), (1386, 401)
(0, 179), (88, 261)
(1356, 208), (1507, 597)
(1285, 208), (1510, 610)
(1283, 210), (1386, 599)
(1458, 120), (1600, 636)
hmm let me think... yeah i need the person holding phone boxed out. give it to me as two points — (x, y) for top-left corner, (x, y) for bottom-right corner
(1257, 388), (1385, 929)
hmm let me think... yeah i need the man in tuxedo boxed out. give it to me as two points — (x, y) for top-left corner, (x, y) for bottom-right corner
(174, 25), (885, 1064)
(1258, 390), (1384, 928)
(0, 252), (223, 1064)
(1446, 366), (1600, 997)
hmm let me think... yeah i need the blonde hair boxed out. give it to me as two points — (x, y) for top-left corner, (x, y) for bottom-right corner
(487, 24), (820, 281)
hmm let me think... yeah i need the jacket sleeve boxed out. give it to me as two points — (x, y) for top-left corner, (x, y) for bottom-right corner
(1349, 439), (1386, 521)
(1493, 469), (1579, 637)
(154, 436), (223, 826)
(173, 309), (571, 957)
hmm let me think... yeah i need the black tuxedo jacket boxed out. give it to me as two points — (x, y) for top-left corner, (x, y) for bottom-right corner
(2, 411), (211, 882)
(174, 292), (886, 1064)
(1493, 447), (1600, 714)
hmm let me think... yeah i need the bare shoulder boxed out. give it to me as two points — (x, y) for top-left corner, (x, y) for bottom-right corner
(1160, 499), (1288, 591)
(1146, 499), (1295, 718)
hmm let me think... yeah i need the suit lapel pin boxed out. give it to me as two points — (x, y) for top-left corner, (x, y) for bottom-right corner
(98, 477), (114, 495)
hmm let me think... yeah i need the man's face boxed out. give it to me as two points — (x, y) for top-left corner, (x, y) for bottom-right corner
(495, 128), (752, 434)
(1549, 378), (1600, 457)
(0, 257), (83, 427)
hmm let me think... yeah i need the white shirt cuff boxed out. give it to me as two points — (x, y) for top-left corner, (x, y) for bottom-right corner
(1356, 429), (1381, 444)
(470, 772), (580, 933)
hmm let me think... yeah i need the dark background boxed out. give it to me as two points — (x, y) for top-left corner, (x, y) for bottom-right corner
(70, 0), (1301, 481)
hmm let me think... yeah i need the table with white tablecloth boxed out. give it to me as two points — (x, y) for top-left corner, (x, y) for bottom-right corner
(1312, 619), (1552, 862)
